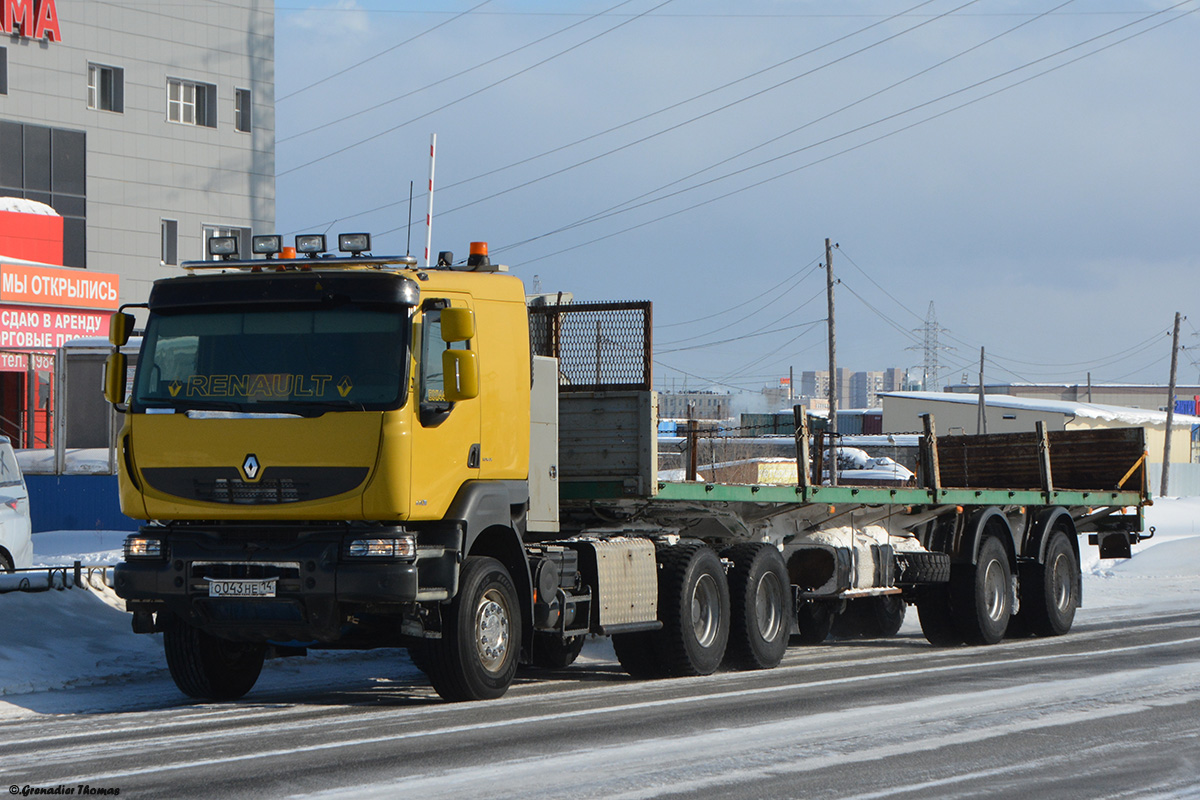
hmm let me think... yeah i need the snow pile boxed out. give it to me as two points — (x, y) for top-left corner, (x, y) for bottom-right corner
(0, 197), (58, 216)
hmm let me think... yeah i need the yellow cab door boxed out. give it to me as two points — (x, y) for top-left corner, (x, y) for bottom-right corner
(408, 298), (481, 520)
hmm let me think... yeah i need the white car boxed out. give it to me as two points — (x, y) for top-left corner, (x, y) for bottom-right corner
(0, 437), (32, 571)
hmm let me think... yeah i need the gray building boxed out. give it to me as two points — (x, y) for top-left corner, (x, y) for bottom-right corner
(943, 383), (1200, 411)
(658, 391), (733, 421)
(1, 0), (275, 304)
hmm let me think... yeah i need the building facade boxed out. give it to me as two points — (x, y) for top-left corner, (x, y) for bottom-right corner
(1, 0), (275, 303)
(0, 0), (274, 449)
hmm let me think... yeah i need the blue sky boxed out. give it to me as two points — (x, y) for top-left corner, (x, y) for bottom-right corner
(273, 1), (1200, 395)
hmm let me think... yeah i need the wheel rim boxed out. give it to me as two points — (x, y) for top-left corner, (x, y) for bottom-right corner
(691, 573), (721, 648)
(1049, 551), (1074, 613)
(982, 558), (1007, 622)
(753, 571), (784, 642)
(475, 588), (512, 672)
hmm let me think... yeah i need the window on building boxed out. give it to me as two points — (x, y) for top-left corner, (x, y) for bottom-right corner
(202, 225), (250, 261)
(161, 219), (178, 266)
(1, 48), (7, 95)
(235, 88), (252, 133)
(167, 79), (217, 128)
(87, 64), (124, 113)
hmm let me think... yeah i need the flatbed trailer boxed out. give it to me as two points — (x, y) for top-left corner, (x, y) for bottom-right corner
(106, 236), (1150, 702)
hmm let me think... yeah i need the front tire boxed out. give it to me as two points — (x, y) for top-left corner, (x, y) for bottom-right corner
(426, 556), (521, 702)
(162, 614), (266, 700)
(723, 543), (790, 669)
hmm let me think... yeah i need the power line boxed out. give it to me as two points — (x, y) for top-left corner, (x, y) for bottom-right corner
(290, 0), (947, 232)
(433, 0), (981, 220)
(278, 0), (644, 145)
(278, 0), (679, 177)
(277, 0), (494, 103)
(489, 3), (1197, 267)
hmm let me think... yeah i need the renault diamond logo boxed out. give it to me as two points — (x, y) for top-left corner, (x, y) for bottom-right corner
(242, 454), (261, 480)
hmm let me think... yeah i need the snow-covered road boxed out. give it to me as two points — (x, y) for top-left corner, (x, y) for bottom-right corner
(1, 499), (1198, 797)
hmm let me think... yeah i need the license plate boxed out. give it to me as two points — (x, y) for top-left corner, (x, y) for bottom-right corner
(207, 578), (277, 598)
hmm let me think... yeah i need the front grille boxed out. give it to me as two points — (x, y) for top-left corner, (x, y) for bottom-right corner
(201, 478), (305, 504)
(142, 466), (369, 505)
(200, 599), (306, 623)
(192, 562), (300, 581)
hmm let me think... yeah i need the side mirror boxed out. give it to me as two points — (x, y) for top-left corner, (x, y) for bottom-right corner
(442, 349), (479, 401)
(109, 311), (135, 346)
(440, 307), (475, 343)
(103, 352), (128, 405)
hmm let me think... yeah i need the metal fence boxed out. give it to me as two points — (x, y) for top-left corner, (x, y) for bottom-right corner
(529, 301), (652, 392)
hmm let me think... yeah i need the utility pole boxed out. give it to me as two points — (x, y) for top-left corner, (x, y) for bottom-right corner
(825, 238), (838, 486)
(1162, 311), (1181, 497)
(976, 346), (986, 435)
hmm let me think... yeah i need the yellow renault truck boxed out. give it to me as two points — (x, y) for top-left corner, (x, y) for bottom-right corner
(108, 233), (1150, 703)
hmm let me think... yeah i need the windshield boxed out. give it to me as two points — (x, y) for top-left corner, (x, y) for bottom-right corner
(132, 306), (410, 414)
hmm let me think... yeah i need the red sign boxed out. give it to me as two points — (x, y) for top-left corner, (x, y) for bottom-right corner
(1, 0), (61, 42)
(0, 262), (119, 310)
(0, 304), (110, 351)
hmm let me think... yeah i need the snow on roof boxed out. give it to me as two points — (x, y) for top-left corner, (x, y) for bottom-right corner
(0, 197), (59, 216)
(880, 391), (1200, 427)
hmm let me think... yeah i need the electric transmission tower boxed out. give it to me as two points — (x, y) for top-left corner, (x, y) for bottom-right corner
(906, 302), (952, 390)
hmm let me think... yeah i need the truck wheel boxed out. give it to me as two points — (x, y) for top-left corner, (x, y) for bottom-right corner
(1022, 529), (1080, 636)
(954, 535), (1012, 645)
(530, 633), (586, 669)
(426, 556), (521, 702)
(833, 596), (907, 639)
(0, 552), (12, 573)
(162, 614), (266, 700)
(406, 642), (432, 676)
(723, 543), (790, 669)
(917, 586), (963, 646)
(792, 600), (834, 644)
(612, 631), (661, 678)
(656, 543), (730, 677)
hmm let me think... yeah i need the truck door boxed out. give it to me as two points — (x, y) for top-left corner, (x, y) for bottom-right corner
(409, 300), (482, 519)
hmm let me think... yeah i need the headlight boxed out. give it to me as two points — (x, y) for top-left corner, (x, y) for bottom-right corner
(124, 535), (165, 560)
(346, 536), (416, 559)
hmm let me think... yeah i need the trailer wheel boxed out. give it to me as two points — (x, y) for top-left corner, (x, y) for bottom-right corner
(530, 633), (586, 669)
(162, 613), (265, 700)
(426, 556), (521, 702)
(0, 552), (12, 573)
(917, 586), (963, 646)
(833, 596), (907, 639)
(792, 600), (835, 645)
(1022, 529), (1080, 636)
(955, 535), (1012, 645)
(612, 631), (661, 678)
(723, 543), (790, 669)
(657, 543), (730, 677)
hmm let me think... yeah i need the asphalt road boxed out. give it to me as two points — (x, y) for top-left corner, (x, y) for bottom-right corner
(5, 605), (1200, 800)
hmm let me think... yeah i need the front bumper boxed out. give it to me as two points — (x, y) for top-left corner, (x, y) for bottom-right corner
(113, 523), (460, 643)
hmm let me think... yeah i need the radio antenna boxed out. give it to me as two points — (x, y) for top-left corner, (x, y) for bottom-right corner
(406, 180), (414, 256)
